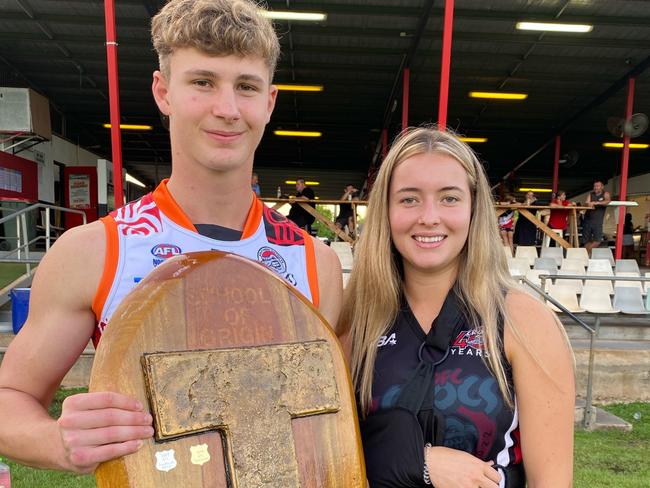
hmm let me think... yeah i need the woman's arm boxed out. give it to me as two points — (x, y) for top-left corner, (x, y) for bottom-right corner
(505, 292), (575, 488)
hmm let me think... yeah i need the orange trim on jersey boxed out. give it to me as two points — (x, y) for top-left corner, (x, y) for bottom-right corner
(92, 217), (119, 321)
(152, 179), (197, 232)
(242, 194), (263, 239)
(301, 229), (319, 308)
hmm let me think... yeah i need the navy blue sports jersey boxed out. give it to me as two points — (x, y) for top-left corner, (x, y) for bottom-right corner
(360, 290), (523, 488)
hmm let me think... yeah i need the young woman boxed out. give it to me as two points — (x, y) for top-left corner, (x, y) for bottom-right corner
(548, 191), (577, 245)
(498, 194), (517, 254)
(338, 128), (574, 488)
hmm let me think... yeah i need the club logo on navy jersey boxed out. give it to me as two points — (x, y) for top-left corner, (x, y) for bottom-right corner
(451, 330), (487, 357)
(151, 243), (182, 266)
(257, 246), (287, 275)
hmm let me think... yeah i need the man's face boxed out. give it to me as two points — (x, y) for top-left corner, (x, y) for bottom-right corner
(152, 48), (278, 176)
(594, 181), (603, 193)
(296, 180), (306, 192)
(251, 174), (258, 185)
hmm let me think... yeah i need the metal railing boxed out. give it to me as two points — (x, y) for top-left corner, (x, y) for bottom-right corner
(519, 272), (650, 429)
(0, 203), (87, 276)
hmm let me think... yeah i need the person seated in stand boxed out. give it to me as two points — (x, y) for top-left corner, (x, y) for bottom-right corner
(287, 177), (316, 233)
(335, 184), (360, 238)
(497, 193), (517, 255)
(338, 127), (575, 488)
(547, 190), (576, 246)
(0, 0), (342, 474)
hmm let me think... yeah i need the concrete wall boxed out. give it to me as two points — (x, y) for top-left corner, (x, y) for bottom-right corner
(1, 134), (104, 204)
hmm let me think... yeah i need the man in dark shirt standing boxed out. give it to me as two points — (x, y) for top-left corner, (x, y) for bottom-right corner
(288, 177), (316, 232)
(583, 180), (611, 254)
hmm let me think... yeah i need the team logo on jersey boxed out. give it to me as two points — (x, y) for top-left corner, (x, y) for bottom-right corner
(257, 246), (287, 274)
(151, 243), (181, 266)
(451, 330), (487, 357)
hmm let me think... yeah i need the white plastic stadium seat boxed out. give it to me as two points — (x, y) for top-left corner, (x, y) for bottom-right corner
(541, 247), (564, 267)
(524, 269), (550, 293)
(614, 272), (643, 291)
(330, 242), (354, 271)
(591, 248), (615, 266)
(565, 248), (589, 268)
(615, 259), (640, 274)
(534, 257), (558, 276)
(585, 271), (614, 294)
(515, 246), (538, 267)
(613, 286), (650, 315)
(587, 259), (613, 275)
(560, 258), (585, 274)
(580, 285), (619, 313)
(646, 273), (650, 294)
(556, 270), (583, 294)
(547, 284), (584, 313)
(507, 258), (530, 277)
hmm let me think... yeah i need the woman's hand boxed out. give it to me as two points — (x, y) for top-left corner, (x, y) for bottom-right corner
(425, 446), (501, 488)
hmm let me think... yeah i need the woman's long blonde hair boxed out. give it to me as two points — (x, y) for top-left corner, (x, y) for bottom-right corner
(339, 127), (518, 414)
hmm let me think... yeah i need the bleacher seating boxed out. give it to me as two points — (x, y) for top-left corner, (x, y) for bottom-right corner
(580, 285), (619, 313)
(613, 286), (650, 315)
(507, 249), (649, 314)
(565, 248), (589, 268)
(591, 247), (615, 266)
(540, 247), (564, 267)
(515, 246), (538, 267)
(547, 284), (584, 313)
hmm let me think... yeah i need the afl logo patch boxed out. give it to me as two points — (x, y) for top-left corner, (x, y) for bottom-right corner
(151, 244), (182, 259)
(257, 246), (287, 274)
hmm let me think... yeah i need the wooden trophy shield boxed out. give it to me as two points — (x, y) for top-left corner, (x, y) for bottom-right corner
(89, 251), (365, 487)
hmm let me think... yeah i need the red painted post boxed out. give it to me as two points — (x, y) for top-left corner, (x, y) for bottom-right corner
(552, 135), (560, 194)
(381, 129), (388, 159)
(614, 77), (635, 260)
(402, 68), (410, 131)
(104, 0), (124, 208)
(437, 0), (455, 131)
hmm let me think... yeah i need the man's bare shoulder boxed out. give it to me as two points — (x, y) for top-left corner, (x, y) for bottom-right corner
(31, 220), (107, 308)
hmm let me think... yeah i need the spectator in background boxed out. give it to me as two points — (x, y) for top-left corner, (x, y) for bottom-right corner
(335, 184), (359, 238)
(583, 180), (611, 254)
(498, 193), (517, 254)
(514, 190), (538, 246)
(288, 177), (316, 232)
(547, 190), (576, 246)
(622, 213), (635, 259)
(251, 172), (261, 196)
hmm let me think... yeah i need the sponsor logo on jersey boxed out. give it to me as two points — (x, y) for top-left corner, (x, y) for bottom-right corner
(378, 332), (397, 347)
(257, 246), (287, 274)
(451, 330), (487, 357)
(151, 243), (182, 267)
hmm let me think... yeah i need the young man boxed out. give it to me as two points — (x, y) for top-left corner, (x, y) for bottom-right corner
(0, 0), (341, 474)
(583, 180), (611, 254)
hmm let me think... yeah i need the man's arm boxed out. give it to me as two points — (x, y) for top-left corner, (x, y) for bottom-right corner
(312, 239), (343, 329)
(0, 221), (152, 473)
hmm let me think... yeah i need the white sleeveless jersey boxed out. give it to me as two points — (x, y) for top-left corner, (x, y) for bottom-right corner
(91, 180), (318, 347)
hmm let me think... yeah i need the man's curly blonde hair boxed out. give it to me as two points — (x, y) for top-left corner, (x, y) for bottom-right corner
(151, 0), (280, 79)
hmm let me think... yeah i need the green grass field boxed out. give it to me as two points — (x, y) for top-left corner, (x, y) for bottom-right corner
(4, 389), (649, 487)
(0, 263), (31, 290)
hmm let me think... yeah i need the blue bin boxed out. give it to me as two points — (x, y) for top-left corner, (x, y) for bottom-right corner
(9, 288), (30, 334)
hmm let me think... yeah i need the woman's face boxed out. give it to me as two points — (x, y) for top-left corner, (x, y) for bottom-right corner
(388, 152), (472, 279)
